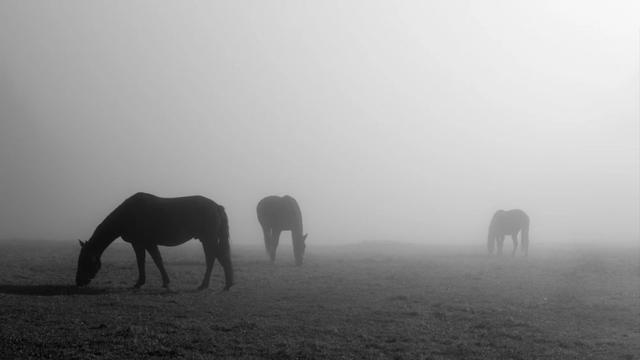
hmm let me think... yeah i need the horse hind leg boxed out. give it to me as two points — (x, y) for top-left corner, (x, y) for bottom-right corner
(262, 227), (275, 262)
(271, 230), (282, 262)
(511, 233), (519, 257)
(147, 244), (170, 288)
(522, 226), (529, 256)
(198, 238), (216, 290)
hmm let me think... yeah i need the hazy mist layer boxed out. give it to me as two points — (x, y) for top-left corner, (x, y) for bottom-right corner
(0, 1), (638, 246)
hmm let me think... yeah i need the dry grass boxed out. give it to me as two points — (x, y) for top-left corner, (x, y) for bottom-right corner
(0, 239), (638, 359)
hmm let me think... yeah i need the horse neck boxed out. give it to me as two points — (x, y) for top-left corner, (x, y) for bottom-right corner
(488, 218), (496, 235)
(87, 234), (117, 257)
(291, 209), (304, 238)
(87, 203), (125, 256)
(87, 223), (120, 257)
(291, 224), (304, 240)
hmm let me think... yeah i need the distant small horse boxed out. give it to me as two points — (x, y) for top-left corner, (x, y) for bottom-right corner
(257, 195), (307, 265)
(76, 192), (233, 290)
(487, 209), (530, 256)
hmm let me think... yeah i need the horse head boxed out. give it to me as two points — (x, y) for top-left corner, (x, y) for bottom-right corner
(293, 233), (308, 266)
(76, 240), (101, 286)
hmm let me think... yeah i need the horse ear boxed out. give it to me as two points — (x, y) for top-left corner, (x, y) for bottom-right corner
(303, 234), (308, 241)
(78, 240), (85, 247)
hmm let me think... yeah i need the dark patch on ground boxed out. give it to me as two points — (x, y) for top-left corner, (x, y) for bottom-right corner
(0, 284), (107, 296)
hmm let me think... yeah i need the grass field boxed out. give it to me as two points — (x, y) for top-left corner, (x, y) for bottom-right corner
(0, 239), (638, 359)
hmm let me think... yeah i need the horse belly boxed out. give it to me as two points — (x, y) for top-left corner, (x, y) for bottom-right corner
(126, 204), (212, 246)
(136, 224), (198, 247)
(155, 236), (193, 247)
(503, 224), (521, 235)
(159, 224), (204, 245)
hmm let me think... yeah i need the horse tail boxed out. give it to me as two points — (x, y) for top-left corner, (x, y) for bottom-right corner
(487, 227), (495, 254)
(217, 205), (234, 289)
(217, 205), (230, 254)
(521, 215), (530, 255)
(487, 213), (497, 254)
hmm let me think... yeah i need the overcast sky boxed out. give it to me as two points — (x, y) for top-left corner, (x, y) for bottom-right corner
(0, 1), (638, 247)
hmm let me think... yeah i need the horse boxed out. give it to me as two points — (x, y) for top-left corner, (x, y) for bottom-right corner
(76, 192), (233, 290)
(487, 209), (530, 256)
(256, 195), (307, 265)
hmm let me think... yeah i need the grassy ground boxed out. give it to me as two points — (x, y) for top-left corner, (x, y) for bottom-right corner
(0, 239), (638, 359)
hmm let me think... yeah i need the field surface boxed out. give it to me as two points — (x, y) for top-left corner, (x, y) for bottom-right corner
(0, 239), (638, 359)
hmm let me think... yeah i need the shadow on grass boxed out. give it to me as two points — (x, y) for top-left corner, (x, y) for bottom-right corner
(0, 284), (228, 296)
(0, 284), (108, 296)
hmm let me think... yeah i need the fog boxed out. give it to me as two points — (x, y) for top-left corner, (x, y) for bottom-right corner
(0, 1), (638, 248)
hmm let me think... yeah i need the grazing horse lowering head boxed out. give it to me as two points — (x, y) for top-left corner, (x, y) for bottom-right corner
(487, 209), (530, 256)
(293, 233), (308, 266)
(76, 240), (101, 286)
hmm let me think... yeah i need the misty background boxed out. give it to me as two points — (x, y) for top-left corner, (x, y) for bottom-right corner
(0, 1), (638, 248)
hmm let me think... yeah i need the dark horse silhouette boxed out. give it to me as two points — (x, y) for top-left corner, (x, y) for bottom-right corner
(76, 192), (233, 290)
(257, 195), (307, 265)
(487, 209), (530, 256)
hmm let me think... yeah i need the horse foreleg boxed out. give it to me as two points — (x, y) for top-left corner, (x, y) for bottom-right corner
(147, 245), (170, 288)
(521, 226), (529, 256)
(133, 244), (146, 288)
(198, 240), (216, 290)
(497, 235), (505, 255)
(511, 233), (519, 256)
(271, 229), (281, 262)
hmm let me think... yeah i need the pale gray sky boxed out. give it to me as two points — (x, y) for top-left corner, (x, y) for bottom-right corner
(0, 1), (638, 247)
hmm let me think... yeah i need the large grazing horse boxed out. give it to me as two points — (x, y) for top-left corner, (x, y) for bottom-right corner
(487, 209), (530, 256)
(76, 192), (233, 290)
(257, 195), (307, 265)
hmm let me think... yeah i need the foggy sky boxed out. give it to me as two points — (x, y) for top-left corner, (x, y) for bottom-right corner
(1, 1), (638, 247)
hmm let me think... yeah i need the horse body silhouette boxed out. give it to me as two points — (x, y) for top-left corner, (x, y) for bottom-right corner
(257, 195), (307, 265)
(487, 209), (530, 256)
(76, 192), (233, 290)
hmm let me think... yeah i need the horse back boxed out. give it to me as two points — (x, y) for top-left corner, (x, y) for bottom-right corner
(490, 209), (529, 235)
(119, 192), (224, 245)
(257, 195), (303, 231)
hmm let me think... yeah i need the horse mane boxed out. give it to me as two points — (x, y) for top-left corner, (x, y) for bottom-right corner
(282, 195), (304, 235)
(488, 209), (504, 233)
(85, 195), (135, 254)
